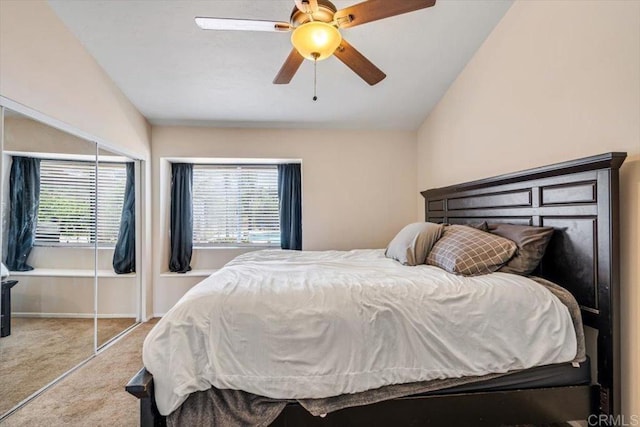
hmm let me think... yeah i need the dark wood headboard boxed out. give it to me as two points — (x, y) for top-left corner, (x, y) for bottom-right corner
(421, 152), (626, 415)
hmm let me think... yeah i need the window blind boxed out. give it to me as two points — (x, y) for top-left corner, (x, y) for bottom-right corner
(97, 163), (128, 244)
(192, 165), (280, 246)
(35, 160), (127, 245)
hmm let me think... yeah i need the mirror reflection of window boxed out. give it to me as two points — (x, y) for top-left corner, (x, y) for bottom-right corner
(35, 160), (128, 246)
(0, 108), (141, 418)
(0, 109), (97, 417)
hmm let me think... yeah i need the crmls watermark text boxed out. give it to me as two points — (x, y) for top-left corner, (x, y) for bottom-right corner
(588, 414), (640, 426)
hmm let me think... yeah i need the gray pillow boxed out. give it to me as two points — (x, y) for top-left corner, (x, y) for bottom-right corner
(385, 222), (444, 266)
(467, 222), (489, 231)
(487, 223), (555, 275)
(426, 225), (517, 276)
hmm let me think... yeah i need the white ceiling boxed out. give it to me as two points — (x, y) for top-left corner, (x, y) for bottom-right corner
(48, 0), (512, 131)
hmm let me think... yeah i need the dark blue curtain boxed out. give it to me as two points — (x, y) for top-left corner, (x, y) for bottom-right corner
(169, 163), (193, 273)
(5, 157), (40, 271)
(277, 163), (302, 250)
(112, 162), (136, 274)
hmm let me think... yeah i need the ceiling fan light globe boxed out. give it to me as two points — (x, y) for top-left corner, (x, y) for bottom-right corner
(291, 22), (342, 61)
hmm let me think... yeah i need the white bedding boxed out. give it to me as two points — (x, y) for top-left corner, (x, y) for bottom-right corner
(143, 249), (577, 416)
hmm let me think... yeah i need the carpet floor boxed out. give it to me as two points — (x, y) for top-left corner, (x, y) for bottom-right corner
(0, 321), (155, 427)
(0, 317), (141, 421)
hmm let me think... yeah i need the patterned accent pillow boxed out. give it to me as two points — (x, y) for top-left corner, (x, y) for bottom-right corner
(426, 225), (517, 276)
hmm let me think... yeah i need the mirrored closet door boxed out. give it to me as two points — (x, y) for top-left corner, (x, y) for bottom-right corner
(96, 147), (139, 348)
(0, 104), (141, 418)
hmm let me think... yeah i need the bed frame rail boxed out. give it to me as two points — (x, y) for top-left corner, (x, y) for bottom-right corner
(271, 385), (597, 426)
(126, 369), (596, 427)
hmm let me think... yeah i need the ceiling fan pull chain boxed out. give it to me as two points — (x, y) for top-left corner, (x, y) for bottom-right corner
(313, 57), (318, 101)
(313, 54), (318, 101)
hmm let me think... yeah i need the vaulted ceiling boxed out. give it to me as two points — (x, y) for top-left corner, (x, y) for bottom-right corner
(48, 0), (512, 130)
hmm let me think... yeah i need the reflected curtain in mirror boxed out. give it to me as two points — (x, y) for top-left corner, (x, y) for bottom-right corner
(5, 156), (40, 271)
(169, 163), (193, 273)
(112, 162), (135, 274)
(277, 163), (302, 250)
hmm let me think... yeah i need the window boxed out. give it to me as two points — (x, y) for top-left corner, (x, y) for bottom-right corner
(35, 160), (127, 246)
(96, 163), (129, 245)
(192, 164), (280, 246)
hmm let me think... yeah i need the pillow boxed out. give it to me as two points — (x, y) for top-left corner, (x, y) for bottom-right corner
(385, 222), (444, 266)
(426, 225), (517, 276)
(443, 222), (488, 231)
(487, 223), (555, 275)
(467, 221), (489, 231)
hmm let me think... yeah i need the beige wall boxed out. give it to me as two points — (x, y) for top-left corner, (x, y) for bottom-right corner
(11, 275), (137, 319)
(0, 0), (150, 158)
(152, 126), (417, 314)
(4, 117), (96, 156)
(416, 0), (640, 416)
(0, 0), (153, 318)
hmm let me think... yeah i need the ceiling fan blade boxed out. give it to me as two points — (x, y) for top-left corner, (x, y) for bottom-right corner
(333, 39), (386, 86)
(195, 17), (292, 32)
(273, 49), (305, 84)
(294, 0), (319, 14)
(334, 0), (436, 29)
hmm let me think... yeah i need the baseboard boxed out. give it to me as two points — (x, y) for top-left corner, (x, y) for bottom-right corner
(8, 268), (137, 278)
(13, 312), (138, 319)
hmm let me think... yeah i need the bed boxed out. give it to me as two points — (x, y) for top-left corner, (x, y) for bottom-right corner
(127, 152), (626, 426)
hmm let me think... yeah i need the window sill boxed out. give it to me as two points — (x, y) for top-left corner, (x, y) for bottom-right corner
(160, 270), (218, 278)
(192, 246), (278, 250)
(33, 245), (117, 250)
(8, 269), (136, 278)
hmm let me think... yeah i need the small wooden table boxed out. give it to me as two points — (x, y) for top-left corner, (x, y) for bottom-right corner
(1, 280), (19, 337)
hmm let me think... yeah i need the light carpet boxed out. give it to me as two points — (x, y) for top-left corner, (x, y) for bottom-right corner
(0, 317), (136, 416)
(1, 319), (156, 426)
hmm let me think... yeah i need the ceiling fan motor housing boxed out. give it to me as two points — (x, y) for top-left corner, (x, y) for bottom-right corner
(290, 0), (337, 26)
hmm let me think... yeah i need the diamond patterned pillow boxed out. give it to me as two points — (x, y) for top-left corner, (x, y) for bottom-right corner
(426, 225), (517, 276)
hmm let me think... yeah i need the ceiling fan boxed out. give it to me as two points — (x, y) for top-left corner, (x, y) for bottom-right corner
(195, 0), (437, 88)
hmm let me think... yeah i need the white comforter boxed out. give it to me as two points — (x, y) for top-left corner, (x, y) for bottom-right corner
(143, 249), (577, 416)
